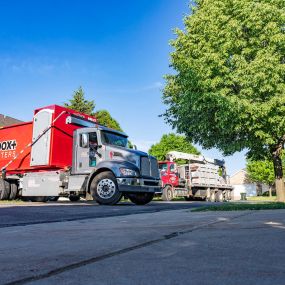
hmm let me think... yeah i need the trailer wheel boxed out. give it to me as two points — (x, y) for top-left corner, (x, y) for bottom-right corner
(9, 182), (18, 200)
(162, 186), (173, 201)
(127, 193), (154, 205)
(0, 179), (10, 200)
(216, 190), (224, 202)
(90, 171), (122, 205)
(224, 190), (231, 202)
(209, 191), (216, 202)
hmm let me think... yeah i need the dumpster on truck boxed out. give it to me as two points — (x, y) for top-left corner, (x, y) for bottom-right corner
(0, 105), (161, 205)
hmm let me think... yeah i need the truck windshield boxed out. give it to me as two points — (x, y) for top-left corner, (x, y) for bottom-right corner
(159, 163), (168, 170)
(101, 131), (128, 148)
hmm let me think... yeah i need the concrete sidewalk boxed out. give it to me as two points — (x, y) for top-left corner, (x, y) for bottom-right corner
(1, 209), (285, 285)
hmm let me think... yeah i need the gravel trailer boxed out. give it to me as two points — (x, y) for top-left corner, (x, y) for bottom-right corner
(159, 151), (232, 202)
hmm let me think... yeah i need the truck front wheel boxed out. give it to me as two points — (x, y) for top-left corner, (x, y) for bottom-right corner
(90, 171), (122, 205)
(162, 186), (173, 201)
(127, 193), (154, 205)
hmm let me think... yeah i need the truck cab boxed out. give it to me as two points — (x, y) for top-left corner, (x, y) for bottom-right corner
(69, 125), (161, 205)
(159, 161), (179, 188)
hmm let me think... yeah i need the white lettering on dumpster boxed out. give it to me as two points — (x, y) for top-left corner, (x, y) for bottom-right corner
(0, 140), (17, 159)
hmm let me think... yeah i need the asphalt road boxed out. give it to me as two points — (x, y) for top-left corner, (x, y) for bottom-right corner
(0, 200), (209, 228)
(1, 205), (285, 285)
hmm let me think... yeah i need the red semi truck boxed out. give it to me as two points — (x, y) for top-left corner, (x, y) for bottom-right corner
(159, 151), (232, 202)
(0, 105), (161, 205)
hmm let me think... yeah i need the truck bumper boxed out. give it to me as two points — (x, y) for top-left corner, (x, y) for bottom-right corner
(116, 178), (161, 193)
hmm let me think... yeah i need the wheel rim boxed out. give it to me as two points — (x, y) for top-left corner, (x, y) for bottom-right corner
(97, 179), (116, 199)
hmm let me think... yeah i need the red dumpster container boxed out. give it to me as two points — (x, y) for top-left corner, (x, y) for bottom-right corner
(0, 105), (97, 175)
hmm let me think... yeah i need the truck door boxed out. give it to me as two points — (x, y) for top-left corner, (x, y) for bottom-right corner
(73, 129), (102, 174)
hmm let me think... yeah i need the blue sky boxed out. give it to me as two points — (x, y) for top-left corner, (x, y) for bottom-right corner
(0, 0), (245, 175)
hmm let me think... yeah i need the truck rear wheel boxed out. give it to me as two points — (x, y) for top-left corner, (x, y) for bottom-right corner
(90, 171), (122, 205)
(0, 179), (10, 200)
(9, 182), (18, 200)
(127, 193), (154, 205)
(209, 191), (216, 202)
(216, 190), (224, 202)
(162, 186), (173, 201)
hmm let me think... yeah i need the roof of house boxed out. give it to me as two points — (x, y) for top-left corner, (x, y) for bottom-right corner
(0, 114), (23, 127)
(230, 169), (251, 185)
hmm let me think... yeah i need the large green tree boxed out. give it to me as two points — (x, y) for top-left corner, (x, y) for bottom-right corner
(149, 133), (200, 161)
(64, 87), (95, 116)
(163, 0), (285, 201)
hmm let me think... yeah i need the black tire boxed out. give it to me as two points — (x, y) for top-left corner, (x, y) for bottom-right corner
(69, 195), (80, 202)
(216, 190), (224, 202)
(184, 196), (193, 201)
(48, 196), (59, 202)
(0, 179), (10, 200)
(162, 185), (173, 201)
(209, 191), (216, 202)
(225, 190), (232, 202)
(29, 196), (48, 202)
(90, 171), (122, 205)
(9, 182), (18, 200)
(127, 193), (154, 205)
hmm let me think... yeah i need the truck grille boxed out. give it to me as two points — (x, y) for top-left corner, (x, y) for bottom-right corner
(140, 156), (160, 178)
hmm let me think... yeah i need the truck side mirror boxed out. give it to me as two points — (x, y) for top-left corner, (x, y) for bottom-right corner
(80, 134), (89, 148)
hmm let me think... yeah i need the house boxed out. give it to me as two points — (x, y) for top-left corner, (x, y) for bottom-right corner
(0, 114), (22, 127)
(230, 169), (269, 200)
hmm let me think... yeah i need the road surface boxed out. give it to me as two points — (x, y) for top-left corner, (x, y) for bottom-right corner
(1, 201), (285, 285)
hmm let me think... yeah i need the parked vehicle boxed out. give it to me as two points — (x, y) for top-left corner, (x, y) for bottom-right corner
(0, 105), (161, 205)
(159, 151), (232, 202)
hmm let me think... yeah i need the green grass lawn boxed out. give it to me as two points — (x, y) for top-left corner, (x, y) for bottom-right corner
(192, 202), (285, 212)
(0, 199), (26, 205)
(247, 196), (277, 202)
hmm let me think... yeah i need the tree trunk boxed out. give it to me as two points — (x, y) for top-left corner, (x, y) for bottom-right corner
(272, 148), (285, 202)
(269, 186), (272, 197)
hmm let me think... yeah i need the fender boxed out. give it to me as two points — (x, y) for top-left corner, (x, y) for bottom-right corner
(86, 160), (140, 193)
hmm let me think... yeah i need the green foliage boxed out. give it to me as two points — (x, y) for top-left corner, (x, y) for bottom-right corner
(163, 0), (285, 160)
(95, 110), (123, 132)
(64, 87), (95, 115)
(246, 159), (275, 186)
(192, 202), (285, 212)
(65, 87), (123, 132)
(149, 133), (200, 161)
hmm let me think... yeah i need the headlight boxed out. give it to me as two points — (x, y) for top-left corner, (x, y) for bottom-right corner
(119, 168), (137, 176)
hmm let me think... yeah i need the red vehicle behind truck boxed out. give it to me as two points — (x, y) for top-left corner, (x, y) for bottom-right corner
(0, 105), (161, 205)
(159, 151), (232, 202)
